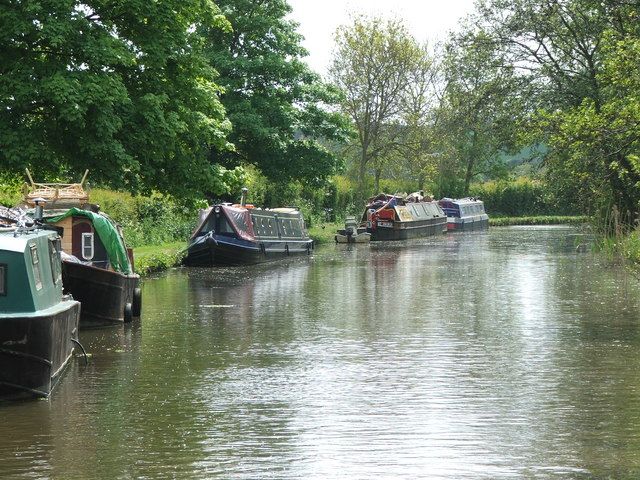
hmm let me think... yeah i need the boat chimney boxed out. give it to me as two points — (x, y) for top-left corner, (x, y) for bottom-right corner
(34, 197), (47, 223)
(240, 187), (248, 207)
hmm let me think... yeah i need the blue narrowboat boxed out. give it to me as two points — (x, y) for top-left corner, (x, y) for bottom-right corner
(0, 210), (81, 398)
(185, 196), (313, 266)
(438, 198), (489, 231)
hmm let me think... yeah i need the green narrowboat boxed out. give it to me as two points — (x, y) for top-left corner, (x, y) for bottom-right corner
(0, 223), (81, 399)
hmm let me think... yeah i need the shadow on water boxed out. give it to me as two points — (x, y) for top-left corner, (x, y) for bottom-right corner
(3, 226), (640, 478)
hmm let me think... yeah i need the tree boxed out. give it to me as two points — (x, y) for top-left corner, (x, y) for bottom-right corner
(398, 45), (441, 191)
(203, 0), (351, 187)
(470, 0), (640, 223)
(436, 29), (526, 195)
(0, 0), (234, 199)
(330, 16), (425, 196)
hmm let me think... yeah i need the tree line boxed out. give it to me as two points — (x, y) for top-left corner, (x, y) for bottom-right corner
(0, 0), (350, 200)
(331, 1), (640, 228)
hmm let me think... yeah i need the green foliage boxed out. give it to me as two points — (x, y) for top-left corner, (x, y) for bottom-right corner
(0, 174), (23, 207)
(203, 0), (351, 184)
(90, 189), (198, 248)
(469, 177), (571, 216)
(331, 16), (431, 195)
(308, 223), (340, 245)
(133, 246), (186, 276)
(0, 0), (234, 199)
(468, 0), (640, 227)
(436, 28), (526, 194)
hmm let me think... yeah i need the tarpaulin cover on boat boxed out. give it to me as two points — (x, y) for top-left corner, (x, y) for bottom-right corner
(222, 205), (255, 241)
(45, 208), (132, 274)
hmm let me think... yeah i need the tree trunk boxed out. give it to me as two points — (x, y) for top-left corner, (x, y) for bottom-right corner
(374, 168), (382, 193)
(463, 158), (474, 196)
(358, 149), (367, 200)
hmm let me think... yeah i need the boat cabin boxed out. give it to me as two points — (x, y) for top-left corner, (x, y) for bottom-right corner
(438, 198), (489, 230)
(0, 229), (65, 314)
(193, 205), (308, 243)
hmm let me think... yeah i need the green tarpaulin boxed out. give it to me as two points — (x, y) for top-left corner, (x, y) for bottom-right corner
(46, 208), (132, 274)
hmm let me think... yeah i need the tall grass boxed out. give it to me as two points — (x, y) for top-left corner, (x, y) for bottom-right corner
(90, 189), (198, 247)
(490, 215), (589, 226)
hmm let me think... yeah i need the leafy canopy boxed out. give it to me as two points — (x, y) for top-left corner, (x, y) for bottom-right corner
(0, 0), (235, 198)
(203, 0), (351, 186)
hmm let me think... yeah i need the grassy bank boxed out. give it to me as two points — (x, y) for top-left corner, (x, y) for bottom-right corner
(309, 223), (340, 245)
(133, 242), (187, 276)
(489, 215), (589, 226)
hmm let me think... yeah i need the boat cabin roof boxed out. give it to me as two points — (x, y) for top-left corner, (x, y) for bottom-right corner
(0, 228), (65, 313)
(440, 197), (484, 206)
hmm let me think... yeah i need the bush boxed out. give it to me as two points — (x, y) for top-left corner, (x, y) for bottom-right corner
(0, 174), (24, 207)
(90, 189), (197, 247)
(469, 177), (572, 216)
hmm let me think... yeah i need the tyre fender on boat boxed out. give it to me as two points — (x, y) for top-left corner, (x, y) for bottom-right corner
(132, 287), (142, 317)
(124, 303), (133, 323)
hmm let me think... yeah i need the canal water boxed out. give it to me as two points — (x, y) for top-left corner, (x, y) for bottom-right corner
(2, 226), (640, 479)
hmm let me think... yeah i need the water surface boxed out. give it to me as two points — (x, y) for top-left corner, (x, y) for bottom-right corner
(2, 226), (640, 479)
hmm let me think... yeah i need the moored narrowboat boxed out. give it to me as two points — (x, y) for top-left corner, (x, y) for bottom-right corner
(23, 173), (142, 328)
(0, 211), (81, 399)
(363, 192), (447, 241)
(185, 192), (313, 266)
(44, 208), (141, 327)
(438, 197), (489, 231)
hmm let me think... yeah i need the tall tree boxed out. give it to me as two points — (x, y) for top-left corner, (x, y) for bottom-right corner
(437, 29), (525, 195)
(0, 0), (236, 198)
(330, 16), (425, 196)
(203, 0), (351, 186)
(471, 0), (640, 223)
(398, 44), (441, 191)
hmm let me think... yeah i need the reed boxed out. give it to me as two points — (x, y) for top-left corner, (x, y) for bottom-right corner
(489, 215), (589, 226)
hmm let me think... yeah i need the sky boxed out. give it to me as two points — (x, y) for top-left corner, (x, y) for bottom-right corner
(287, 0), (478, 75)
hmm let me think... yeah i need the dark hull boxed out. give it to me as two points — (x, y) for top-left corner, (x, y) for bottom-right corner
(62, 261), (140, 328)
(447, 218), (490, 231)
(186, 234), (313, 266)
(369, 218), (447, 241)
(0, 302), (80, 399)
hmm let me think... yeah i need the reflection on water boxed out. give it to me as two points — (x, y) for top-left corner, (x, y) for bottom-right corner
(3, 226), (640, 478)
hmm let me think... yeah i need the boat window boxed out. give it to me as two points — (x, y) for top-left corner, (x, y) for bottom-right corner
(82, 232), (94, 260)
(201, 215), (216, 234)
(280, 219), (289, 237)
(252, 215), (278, 238)
(0, 264), (5, 296)
(218, 216), (235, 236)
(30, 244), (43, 291)
(252, 216), (263, 235)
(49, 238), (62, 284)
(291, 218), (303, 237)
(228, 210), (251, 233)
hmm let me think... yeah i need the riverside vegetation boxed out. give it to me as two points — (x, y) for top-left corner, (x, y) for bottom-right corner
(0, 174), (587, 276)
